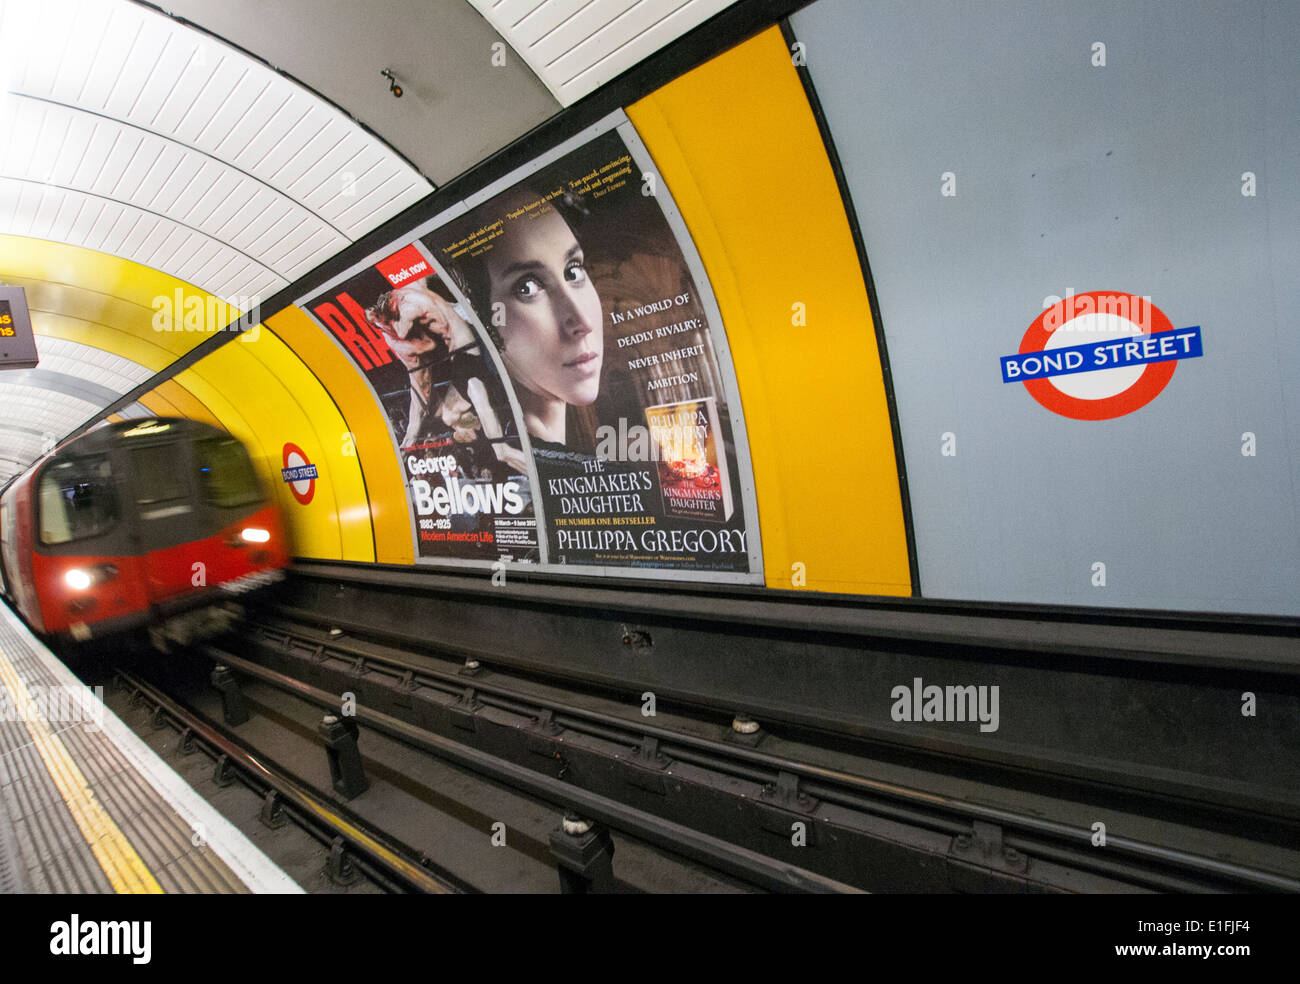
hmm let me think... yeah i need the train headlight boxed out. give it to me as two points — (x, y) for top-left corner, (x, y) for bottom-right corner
(64, 569), (93, 591)
(240, 527), (271, 543)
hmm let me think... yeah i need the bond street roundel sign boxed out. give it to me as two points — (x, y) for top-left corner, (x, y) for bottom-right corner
(1000, 291), (1203, 420)
(281, 442), (318, 505)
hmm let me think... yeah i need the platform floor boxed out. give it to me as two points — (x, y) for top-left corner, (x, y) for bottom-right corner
(0, 602), (300, 894)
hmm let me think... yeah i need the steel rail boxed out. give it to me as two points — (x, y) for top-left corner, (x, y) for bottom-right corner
(205, 645), (864, 894)
(115, 667), (465, 895)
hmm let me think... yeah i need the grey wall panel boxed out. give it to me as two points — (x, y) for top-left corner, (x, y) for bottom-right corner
(792, 0), (1300, 614)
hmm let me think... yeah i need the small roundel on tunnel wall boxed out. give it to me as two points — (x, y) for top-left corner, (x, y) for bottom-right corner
(999, 291), (1204, 420)
(280, 443), (318, 505)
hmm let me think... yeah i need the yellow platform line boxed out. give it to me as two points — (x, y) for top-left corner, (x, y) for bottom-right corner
(0, 649), (163, 893)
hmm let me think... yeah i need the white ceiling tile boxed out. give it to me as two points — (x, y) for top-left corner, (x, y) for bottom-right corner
(470, 0), (737, 105)
(76, 5), (145, 108)
(9, 181), (41, 234)
(261, 106), (334, 185)
(31, 185), (65, 234)
(507, 0), (594, 44)
(46, 114), (97, 187)
(120, 212), (160, 255)
(81, 197), (121, 248)
(133, 38), (203, 129)
(217, 186), (280, 244)
(173, 56), (245, 144)
(175, 236), (223, 281)
(279, 226), (343, 278)
(192, 245), (238, 285)
(48, 191), (83, 240)
(200, 175), (261, 236)
(14, 0), (72, 96)
(260, 214), (315, 269)
(109, 131), (165, 203)
(47, 0), (116, 106)
(147, 151), (205, 214)
(26, 109), (72, 182)
(88, 128), (143, 197)
(246, 208), (304, 257)
(230, 198), (292, 252)
(207, 73), (281, 157)
(2, 99), (43, 174)
(101, 16), (173, 119)
(235, 91), (313, 172)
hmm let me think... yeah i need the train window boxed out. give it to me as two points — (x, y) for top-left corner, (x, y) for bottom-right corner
(195, 437), (264, 508)
(38, 456), (119, 545)
(131, 444), (191, 504)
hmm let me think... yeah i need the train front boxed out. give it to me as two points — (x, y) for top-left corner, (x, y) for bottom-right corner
(30, 419), (290, 649)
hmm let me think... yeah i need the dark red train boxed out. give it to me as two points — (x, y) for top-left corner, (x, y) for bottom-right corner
(0, 417), (288, 648)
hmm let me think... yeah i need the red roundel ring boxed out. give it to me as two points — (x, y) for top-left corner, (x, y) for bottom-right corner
(282, 442), (315, 505)
(1020, 291), (1178, 420)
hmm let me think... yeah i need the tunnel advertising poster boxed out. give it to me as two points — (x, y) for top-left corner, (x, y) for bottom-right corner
(304, 246), (540, 563)
(422, 125), (754, 573)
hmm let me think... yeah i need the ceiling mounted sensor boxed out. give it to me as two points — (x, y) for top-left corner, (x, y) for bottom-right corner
(380, 69), (403, 98)
(468, 0), (742, 106)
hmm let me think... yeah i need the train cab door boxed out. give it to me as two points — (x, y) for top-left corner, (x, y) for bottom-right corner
(123, 434), (203, 605)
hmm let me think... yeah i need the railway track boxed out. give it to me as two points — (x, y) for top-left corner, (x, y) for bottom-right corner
(100, 648), (796, 893)
(108, 667), (465, 894)
(202, 598), (1300, 893)
(69, 561), (1299, 894)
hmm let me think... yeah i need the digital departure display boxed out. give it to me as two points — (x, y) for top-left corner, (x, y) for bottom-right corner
(0, 287), (39, 370)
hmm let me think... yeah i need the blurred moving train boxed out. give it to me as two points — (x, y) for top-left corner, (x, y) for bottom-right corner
(0, 417), (288, 648)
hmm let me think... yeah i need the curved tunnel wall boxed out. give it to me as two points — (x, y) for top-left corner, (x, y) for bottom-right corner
(111, 24), (913, 596)
(13, 3), (1298, 618)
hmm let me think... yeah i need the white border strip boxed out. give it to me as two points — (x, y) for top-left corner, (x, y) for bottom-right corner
(0, 604), (303, 894)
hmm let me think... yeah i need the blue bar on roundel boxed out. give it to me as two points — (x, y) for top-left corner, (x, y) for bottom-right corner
(1001, 326), (1202, 383)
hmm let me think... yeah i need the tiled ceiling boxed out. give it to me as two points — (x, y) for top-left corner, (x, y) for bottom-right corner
(0, 0), (433, 481)
(468, 0), (741, 105)
(0, 0), (432, 305)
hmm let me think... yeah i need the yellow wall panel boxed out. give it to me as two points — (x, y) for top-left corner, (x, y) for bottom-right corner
(33, 312), (183, 372)
(137, 391), (181, 417)
(628, 28), (912, 596)
(0, 235), (243, 359)
(244, 325), (375, 562)
(148, 379), (224, 431)
(175, 339), (347, 561)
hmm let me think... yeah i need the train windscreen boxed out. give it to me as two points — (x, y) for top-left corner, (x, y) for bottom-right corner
(38, 456), (119, 544)
(131, 444), (192, 505)
(195, 437), (264, 508)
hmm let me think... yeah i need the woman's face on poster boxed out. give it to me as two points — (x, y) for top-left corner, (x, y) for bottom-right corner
(486, 205), (603, 409)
